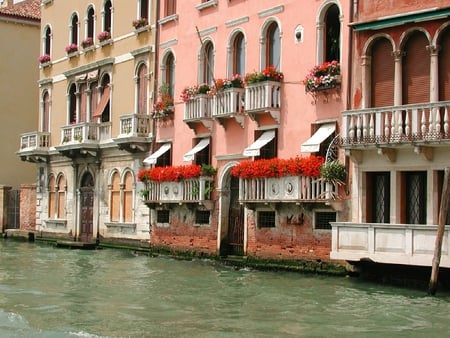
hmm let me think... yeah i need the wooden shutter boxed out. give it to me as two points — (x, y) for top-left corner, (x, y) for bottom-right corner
(123, 173), (133, 223)
(371, 38), (394, 107)
(403, 32), (430, 104)
(439, 28), (450, 101)
(48, 176), (56, 218)
(43, 91), (50, 132)
(110, 173), (120, 222)
(79, 83), (87, 123)
(57, 176), (66, 218)
(138, 65), (147, 114)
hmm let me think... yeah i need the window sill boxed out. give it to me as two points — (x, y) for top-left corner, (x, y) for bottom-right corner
(134, 25), (152, 34)
(99, 39), (113, 47)
(158, 14), (178, 25)
(66, 52), (79, 59)
(42, 0), (52, 5)
(105, 222), (137, 234)
(39, 62), (52, 69)
(195, 0), (218, 11)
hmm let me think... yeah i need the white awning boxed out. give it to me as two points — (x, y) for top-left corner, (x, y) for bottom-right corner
(243, 130), (276, 157)
(183, 138), (210, 162)
(143, 143), (171, 165)
(300, 123), (336, 153)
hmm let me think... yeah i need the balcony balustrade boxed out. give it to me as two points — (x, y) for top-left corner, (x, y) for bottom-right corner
(144, 176), (214, 209)
(239, 176), (339, 204)
(61, 122), (110, 144)
(341, 101), (450, 147)
(113, 114), (152, 152)
(183, 94), (212, 130)
(245, 81), (281, 125)
(331, 222), (450, 268)
(211, 88), (245, 128)
(17, 131), (51, 162)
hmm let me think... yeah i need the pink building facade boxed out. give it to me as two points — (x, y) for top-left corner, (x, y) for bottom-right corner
(146, 0), (352, 261)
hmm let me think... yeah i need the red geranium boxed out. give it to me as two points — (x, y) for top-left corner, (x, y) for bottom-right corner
(137, 164), (202, 182)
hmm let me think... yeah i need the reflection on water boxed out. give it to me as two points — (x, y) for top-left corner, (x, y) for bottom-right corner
(0, 240), (449, 337)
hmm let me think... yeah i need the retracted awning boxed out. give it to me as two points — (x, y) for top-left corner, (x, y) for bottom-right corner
(143, 143), (171, 165)
(92, 85), (110, 118)
(300, 123), (335, 153)
(183, 138), (210, 162)
(243, 130), (275, 157)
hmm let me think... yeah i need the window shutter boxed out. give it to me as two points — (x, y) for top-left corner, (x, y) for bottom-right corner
(403, 32), (430, 104)
(371, 38), (394, 107)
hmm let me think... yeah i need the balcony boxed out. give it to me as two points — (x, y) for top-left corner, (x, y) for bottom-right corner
(331, 222), (450, 268)
(113, 114), (152, 152)
(144, 176), (214, 209)
(211, 88), (245, 128)
(56, 122), (111, 158)
(245, 81), (281, 126)
(183, 94), (213, 131)
(17, 131), (50, 162)
(341, 101), (450, 160)
(238, 175), (339, 208)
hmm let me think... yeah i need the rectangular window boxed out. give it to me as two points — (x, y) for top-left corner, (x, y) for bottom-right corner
(195, 210), (210, 225)
(157, 210), (170, 223)
(255, 129), (277, 160)
(156, 144), (172, 167)
(257, 211), (276, 228)
(165, 0), (177, 16)
(314, 211), (336, 230)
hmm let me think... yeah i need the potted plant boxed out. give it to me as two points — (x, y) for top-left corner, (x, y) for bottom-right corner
(152, 84), (175, 120)
(65, 43), (78, 54)
(244, 65), (284, 84)
(81, 37), (94, 49)
(38, 54), (51, 64)
(303, 60), (341, 92)
(180, 84), (211, 102)
(97, 31), (111, 43)
(132, 17), (149, 29)
(320, 161), (346, 184)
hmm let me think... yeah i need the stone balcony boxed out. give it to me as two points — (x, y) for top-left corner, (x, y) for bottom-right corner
(341, 101), (450, 161)
(239, 175), (339, 208)
(331, 222), (450, 268)
(183, 94), (212, 131)
(17, 131), (51, 162)
(211, 88), (245, 128)
(245, 80), (282, 126)
(144, 176), (214, 209)
(113, 114), (152, 152)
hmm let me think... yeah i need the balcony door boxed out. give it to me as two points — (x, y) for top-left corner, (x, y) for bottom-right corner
(225, 176), (244, 256)
(366, 172), (390, 223)
(402, 171), (427, 224)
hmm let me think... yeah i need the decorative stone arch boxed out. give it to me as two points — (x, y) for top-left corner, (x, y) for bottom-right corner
(42, 24), (52, 56)
(226, 28), (247, 77)
(315, 0), (343, 64)
(85, 4), (96, 40)
(259, 17), (282, 71)
(40, 88), (51, 132)
(198, 37), (215, 85)
(69, 12), (80, 45)
(433, 21), (450, 46)
(361, 33), (396, 108)
(398, 27), (431, 51)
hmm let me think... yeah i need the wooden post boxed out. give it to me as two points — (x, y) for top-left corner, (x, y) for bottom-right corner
(429, 167), (450, 295)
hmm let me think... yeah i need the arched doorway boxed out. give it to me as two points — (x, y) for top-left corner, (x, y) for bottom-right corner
(79, 172), (94, 242)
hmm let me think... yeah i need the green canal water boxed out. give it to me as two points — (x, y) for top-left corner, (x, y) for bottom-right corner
(0, 240), (449, 338)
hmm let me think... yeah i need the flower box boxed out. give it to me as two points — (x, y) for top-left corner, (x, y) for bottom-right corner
(132, 18), (149, 30)
(65, 44), (78, 54)
(81, 37), (94, 49)
(97, 31), (111, 43)
(303, 60), (341, 93)
(38, 54), (51, 64)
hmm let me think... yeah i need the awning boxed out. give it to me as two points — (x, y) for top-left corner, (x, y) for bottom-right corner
(92, 85), (110, 118)
(243, 130), (275, 157)
(183, 138), (210, 162)
(143, 143), (171, 165)
(300, 123), (335, 153)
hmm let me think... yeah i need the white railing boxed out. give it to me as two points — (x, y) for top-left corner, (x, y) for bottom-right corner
(118, 114), (151, 137)
(341, 101), (450, 145)
(61, 122), (100, 144)
(146, 177), (214, 203)
(184, 94), (212, 120)
(19, 131), (50, 150)
(239, 176), (338, 202)
(211, 88), (245, 117)
(245, 81), (281, 112)
(331, 222), (450, 267)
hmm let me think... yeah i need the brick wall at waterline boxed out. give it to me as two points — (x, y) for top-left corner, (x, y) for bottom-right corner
(20, 184), (36, 230)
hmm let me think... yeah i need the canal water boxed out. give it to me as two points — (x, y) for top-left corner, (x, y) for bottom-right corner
(0, 240), (449, 338)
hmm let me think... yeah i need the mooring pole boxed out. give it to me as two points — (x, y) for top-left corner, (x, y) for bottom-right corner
(429, 167), (450, 295)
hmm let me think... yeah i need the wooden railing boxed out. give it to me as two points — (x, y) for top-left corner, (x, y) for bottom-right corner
(118, 114), (151, 137)
(341, 101), (450, 146)
(239, 176), (338, 202)
(331, 222), (450, 268)
(19, 131), (50, 150)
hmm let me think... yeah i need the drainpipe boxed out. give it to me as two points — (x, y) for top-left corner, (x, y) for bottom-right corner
(346, 0), (356, 111)
(150, 0), (161, 155)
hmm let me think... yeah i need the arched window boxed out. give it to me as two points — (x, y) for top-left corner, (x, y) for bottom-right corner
(324, 4), (340, 62)
(232, 32), (245, 76)
(42, 90), (50, 132)
(48, 175), (56, 218)
(44, 25), (51, 56)
(164, 52), (175, 97)
(137, 63), (148, 114)
(69, 84), (77, 124)
(265, 22), (280, 70)
(79, 83), (87, 123)
(439, 27), (450, 101)
(140, 0), (149, 19)
(110, 171), (134, 223)
(57, 176), (66, 219)
(70, 14), (79, 45)
(100, 75), (111, 122)
(402, 31), (429, 104)
(110, 172), (120, 222)
(370, 38), (394, 108)
(48, 174), (66, 219)
(201, 41), (214, 85)
(87, 6), (95, 39)
(123, 172), (133, 223)
(103, 0), (112, 32)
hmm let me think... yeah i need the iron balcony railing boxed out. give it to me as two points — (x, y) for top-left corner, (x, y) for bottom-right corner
(341, 101), (450, 146)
